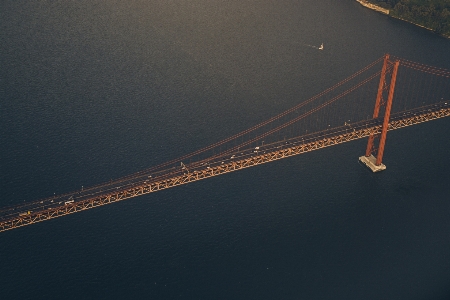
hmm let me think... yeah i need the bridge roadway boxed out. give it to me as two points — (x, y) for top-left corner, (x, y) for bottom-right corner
(1, 102), (449, 232)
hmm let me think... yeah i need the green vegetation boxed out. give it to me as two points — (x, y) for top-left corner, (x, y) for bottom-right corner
(367, 0), (450, 36)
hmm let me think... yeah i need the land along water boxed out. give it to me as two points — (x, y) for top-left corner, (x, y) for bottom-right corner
(1, 0), (450, 299)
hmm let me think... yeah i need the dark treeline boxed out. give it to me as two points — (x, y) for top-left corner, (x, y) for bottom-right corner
(367, 0), (450, 36)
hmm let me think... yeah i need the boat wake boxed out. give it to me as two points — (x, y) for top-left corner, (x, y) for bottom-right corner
(305, 43), (323, 50)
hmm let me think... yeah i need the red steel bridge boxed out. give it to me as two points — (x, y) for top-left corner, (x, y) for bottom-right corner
(1, 54), (449, 232)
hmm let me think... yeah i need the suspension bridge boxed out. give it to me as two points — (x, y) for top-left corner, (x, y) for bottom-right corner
(1, 54), (449, 233)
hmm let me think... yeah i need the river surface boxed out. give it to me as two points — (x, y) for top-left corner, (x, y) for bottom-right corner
(1, 1), (450, 299)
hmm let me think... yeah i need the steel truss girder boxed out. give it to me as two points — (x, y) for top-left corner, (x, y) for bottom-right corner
(1, 107), (450, 232)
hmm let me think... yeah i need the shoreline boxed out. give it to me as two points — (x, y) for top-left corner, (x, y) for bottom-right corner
(355, 0), (450, 39)
(355, 0), (389, 15)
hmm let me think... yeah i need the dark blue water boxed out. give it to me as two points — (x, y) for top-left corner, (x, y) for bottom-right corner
(1, 1), (450, 299)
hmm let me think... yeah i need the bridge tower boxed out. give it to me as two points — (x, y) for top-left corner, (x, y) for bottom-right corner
(359, 54), (400, 172)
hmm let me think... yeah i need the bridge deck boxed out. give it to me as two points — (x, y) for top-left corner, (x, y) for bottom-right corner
(1, 102), (449, 232)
